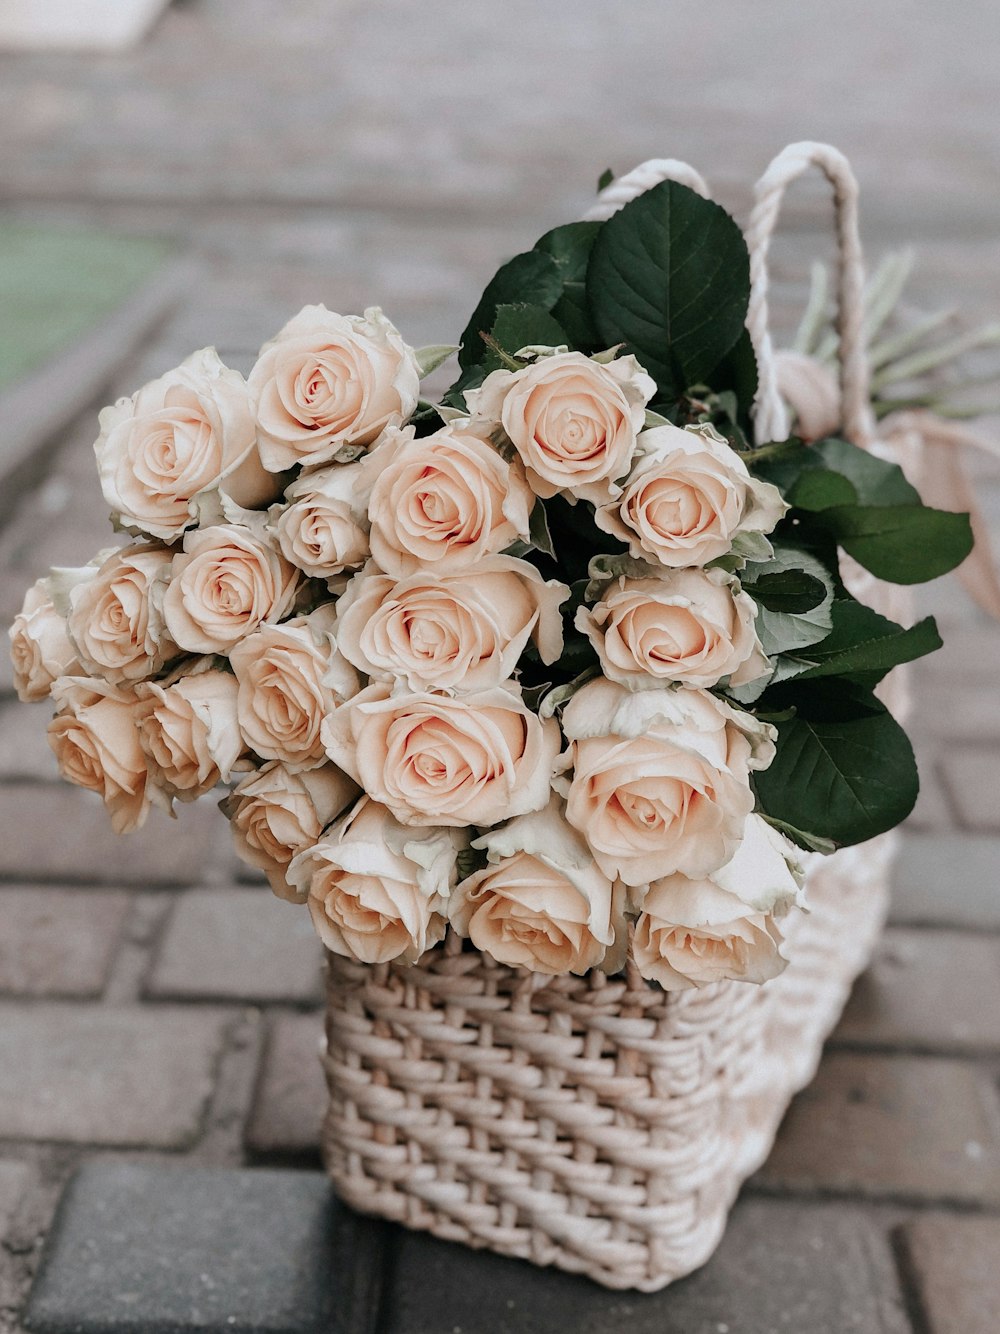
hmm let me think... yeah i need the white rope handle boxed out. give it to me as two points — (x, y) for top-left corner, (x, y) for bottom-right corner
(582, 158), (710, 222)
(746, 141), (875, 447)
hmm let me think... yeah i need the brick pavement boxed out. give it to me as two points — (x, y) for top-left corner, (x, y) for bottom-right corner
(0, 2), (999, 1329)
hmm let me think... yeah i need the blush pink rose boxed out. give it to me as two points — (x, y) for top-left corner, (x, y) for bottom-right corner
(595, 422), (786, 567)
(47, 677), (150, 833)
(9, 578), (83, 703)
(268, 462), (370, 579)
(466, 351), (655, 504)
(95, 348), (276, 542)
(334, 555), (567, 693)
(161, 524), (300, 655)
(577, 566), (768, 690)
(248, 306), (420, 472)
(556, 677), (775, 886)
(287, 797), (465, 963)
(361, 424), (534, 576)
(322, 682), (560, 828)
(67, 543), (178, 684)
(137, 668), (245, 805)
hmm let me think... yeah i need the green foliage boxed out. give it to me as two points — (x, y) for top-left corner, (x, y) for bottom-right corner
(456, 250), (563, 371)
(586, 180), (751, 400)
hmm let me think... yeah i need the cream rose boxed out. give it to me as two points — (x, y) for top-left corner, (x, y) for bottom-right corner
(335, 556), (568, 693)
(137, 668), (244, 805)
(323, 682), (560, 828)
(466, 350), (655, 504)
(577, 567), (768, 690)
(47, 677), (150, 834)
(556, 678), (775, 886)
(361, 424), (533, 576)
(66, 543), (177, 684)
(95, 348), (275, 542)
(632, 815), (804, 988)
(9, 578), (83, 703)
(451, 800), (627, 975)
(248, 305), (420, 472)
(268, 463), (370, 578)
(287, 797), (465, 963)
(161, 524), (300, 654)
(221, 760), (358, 900)
(230, 607), (358, 771)
(595, 423), (787, 567)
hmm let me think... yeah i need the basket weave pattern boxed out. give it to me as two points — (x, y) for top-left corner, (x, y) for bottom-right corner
(322, 835), (892, 1291)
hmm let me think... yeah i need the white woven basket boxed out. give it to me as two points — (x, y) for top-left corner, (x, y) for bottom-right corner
(321, 143), (912, 1292)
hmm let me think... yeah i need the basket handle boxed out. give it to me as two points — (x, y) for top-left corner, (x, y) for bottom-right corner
(746, 141), (875, 447)
(582, 158), (711, 222)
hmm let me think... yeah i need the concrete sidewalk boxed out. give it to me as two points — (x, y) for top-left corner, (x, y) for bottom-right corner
(0, 3), (999, 1330)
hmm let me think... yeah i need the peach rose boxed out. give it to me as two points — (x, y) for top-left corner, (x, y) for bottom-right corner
(286, 797), (465, 963)
(466, 350), (655, 504)
(221, 760), (358, 900)
(361, 424), (533, 576)
(335, 556), (568, 693)
(556, 678), (775, 886)
(268, 462), (370, 579)
(595, 423), (786, 567)
(323, 682), (560, 828)
(47, 677), (150, 833)
(137, 668), (244, 805)
(248, 306), (420, 472)
(66, 543), (177, 684)
(450, 800), (627, 975)
(577, 567), (768, 690)
(230, 607), (358, 771)
(631, 815), (804, 988)
(95, 348), (275, 542)
(9, 577), (84, 703)
(161, 524), (300, 654)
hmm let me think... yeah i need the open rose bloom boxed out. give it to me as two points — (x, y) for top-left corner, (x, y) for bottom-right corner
(8, 172), (968, 998)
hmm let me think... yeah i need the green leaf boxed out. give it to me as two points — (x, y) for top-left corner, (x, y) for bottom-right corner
(704, 327), (759, 421)
(819, 504), (974, 583)
(793, 602), (942, 682)
(586, 179), (751, 399)
(597, 168), (615, 192)
(413, 344), (459, 378)
(488, 303), (567, 360)
(535, 222), (603, 350)
(788, 468), (858, 511)
(754, 435), (920, 507)
(528, 498), (556, 558)
(457, 250), (563, 370)
(753, 686), (919, 846)
(758, 814), (837, 856)
(742, 568), (829, 614)
(745, 546), (835, 656)
(809, 437), (921, 506)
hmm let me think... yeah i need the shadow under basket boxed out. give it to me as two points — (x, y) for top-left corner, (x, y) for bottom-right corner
(321, 834), (893, 1292)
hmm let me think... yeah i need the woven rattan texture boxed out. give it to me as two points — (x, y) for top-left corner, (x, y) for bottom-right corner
(322, 835), (892, 1291)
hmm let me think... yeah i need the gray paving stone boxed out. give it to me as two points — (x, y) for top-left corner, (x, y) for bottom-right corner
(939, 749), (1000, 831)
(757, 1053), (1000, 1203)
(0, 784), (229, 886)
(147, 888), (323, 1004)
(0, 1159), (32, 1238)
(891, 834), (1000, 928)
(833, 928), (1000, 1052)
(903, 760), (954, 832)
(24, 1161), (380, 1334)
(0, 702), (60, 781)
(0, 1004), (228, 1146)
(0, 887), (131, 997)
(897, 1213), (1000, 1334)
(380, 1198), (908, 1333)
(245, 1012), (325, 1160)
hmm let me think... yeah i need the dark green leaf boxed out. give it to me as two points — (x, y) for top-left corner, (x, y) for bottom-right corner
(528, 499), (556, 558)
(819, 504), (974, 584)
(743, 568), (829, 614)
(534, 222), (603, 350)
(809, 436), (921, 506)
(488, 304), (567, 361)
(788, 468), (858, 511)
(745, 546), (835, 655)
(597, 168), (615, 192)
(586, 180), (751, 399)
(754, 686), (919, 846)
(758, 815), (837, 856)
(792, 601), (942, 682)
(704, 327), (759, 422)
(457, 250), (563, 370)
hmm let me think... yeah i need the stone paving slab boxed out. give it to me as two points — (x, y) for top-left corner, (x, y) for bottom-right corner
(897, 1213), (1000, 1334)
(833, 927), (1000, 1053)
(0, 1160), (31, 1239)
(244, 1012), (325, 1162)
(0, 1005), (229, 1147)
(891, 835), (1000, 928)
(939, 749), (1000, 831)
(0, 887), (130, 997)
(146, 888), (324, 1006)
(23, 1162), (377, 1334)
(757, 1053), (1000, 1203)
(379, 1198), (909, 1333)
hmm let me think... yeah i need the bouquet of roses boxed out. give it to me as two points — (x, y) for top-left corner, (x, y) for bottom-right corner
(9, 177), (973, 991)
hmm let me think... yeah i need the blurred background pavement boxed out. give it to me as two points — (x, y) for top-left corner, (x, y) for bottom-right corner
(0, 3), (999, 1331)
